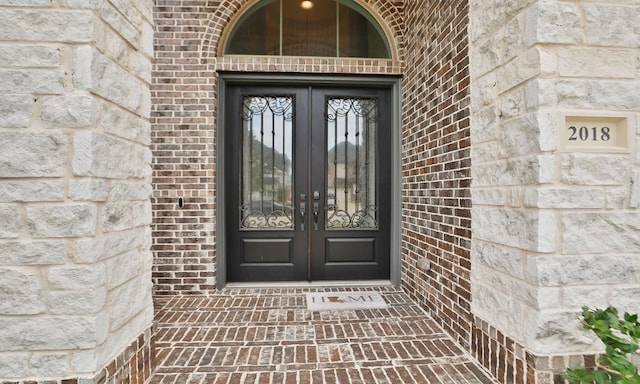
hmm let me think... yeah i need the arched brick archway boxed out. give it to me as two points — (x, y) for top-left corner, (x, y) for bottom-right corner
(199, 0), (404, 62)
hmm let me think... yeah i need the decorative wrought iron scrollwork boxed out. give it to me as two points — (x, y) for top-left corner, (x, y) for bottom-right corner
(326, 98), (377, 123)
(240, 204), (294, 230)
(327, 205), (377, 229)
(243, 97), (294, 122)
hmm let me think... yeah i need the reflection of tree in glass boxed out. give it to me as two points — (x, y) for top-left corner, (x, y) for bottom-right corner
(249, 134), (292, 211)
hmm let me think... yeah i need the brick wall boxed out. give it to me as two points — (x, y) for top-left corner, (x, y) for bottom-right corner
(400, 0), (473, 349)
(151, 0), (404, 295)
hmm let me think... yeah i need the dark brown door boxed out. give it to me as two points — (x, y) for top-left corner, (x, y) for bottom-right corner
(225, 85), (391, 282)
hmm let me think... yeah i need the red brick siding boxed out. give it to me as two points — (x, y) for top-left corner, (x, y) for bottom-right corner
(151, 1), (403, 296)
(400, 0), (473, 349)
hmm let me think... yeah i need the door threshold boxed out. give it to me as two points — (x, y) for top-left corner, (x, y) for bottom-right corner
(224, 280), (394, 290)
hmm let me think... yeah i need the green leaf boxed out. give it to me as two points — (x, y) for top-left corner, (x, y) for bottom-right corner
(594, 370), (611, 384)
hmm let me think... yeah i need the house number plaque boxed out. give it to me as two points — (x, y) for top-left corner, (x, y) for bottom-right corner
(562, 114), (631, 153)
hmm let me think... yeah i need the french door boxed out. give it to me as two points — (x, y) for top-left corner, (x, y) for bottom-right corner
(225, 84), (391, 282)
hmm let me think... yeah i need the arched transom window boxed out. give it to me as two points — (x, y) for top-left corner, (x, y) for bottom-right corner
(224, 0), (391, 58)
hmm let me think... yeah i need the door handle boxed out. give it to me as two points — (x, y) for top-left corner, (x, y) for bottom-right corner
(299, 194), (306, 231)
(313, 191), (320, 231)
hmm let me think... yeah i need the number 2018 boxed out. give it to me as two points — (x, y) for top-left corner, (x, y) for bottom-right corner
(568, 126), (611, 142)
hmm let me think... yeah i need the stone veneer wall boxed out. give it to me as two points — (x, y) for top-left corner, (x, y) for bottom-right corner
(0, 1), (154, 383)
(151, 0), (404, 295)
(470, 0), (640, 382)
(401, 0), (473, 349)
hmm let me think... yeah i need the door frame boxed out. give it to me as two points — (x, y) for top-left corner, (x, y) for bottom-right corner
(216, 73), (402, 289)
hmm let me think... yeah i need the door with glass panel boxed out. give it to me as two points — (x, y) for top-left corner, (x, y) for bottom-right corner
(225, 85), (390, 282)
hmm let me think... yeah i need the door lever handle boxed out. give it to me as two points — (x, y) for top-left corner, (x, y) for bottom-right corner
(299, 194), (306, 231)
(312, 191), (319, 231)
(313, 203), (319, 230)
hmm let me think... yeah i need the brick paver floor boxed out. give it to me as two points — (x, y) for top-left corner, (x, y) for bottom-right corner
(149, 287), (498, 383)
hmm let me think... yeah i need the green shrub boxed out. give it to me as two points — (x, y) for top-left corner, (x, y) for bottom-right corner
(565, 307), (640, 384)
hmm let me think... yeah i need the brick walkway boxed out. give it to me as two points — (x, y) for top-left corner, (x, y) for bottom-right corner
(149, 287), (497, 384)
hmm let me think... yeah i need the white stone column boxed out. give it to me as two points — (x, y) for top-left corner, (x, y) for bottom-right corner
(470, 0), (640, 357)
(0, 1), (154, 381)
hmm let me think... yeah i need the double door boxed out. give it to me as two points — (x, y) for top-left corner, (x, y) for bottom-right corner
(225, 85), (391, 282)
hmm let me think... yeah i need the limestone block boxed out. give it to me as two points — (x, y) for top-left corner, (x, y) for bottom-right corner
(469, 73), (498, 112)
(67, 0), (139, 47)
(584, 4), (640, 48)
(0, 317), (99, 351)
(73, 131), (141, 179)
(473, 240), (526, 279)
(0, 131), (67, 177)
(0, 0), (51, 6)
(30, 353), (68, 377)
(0, 205), (19, 238)
(0, 268), (45, 315)
(109, 274), (152, 331)
(605, 189), (626, 210)
(0, 94), (32, 128)
(506, 188), (523, 207)
(472, 188), (505, 206)
(561, 154), (628, 186)
(472, 155), (555, 187)
(475, 261), (559, 310)
(130, 50), (153, 84)
(110, 181), (152, 201)
(631, 169), (640, 208)
(472, 141), (501, 163)
(563, 286), (609, 309)
(49, 287), (106, 315)
(0, 241), (66, 266)
(72, 228), (149, 264)
(27, 205), (97, 238)
(0, 70), (65, 94)
(558, 48), (635, 79)
(0, 45), (59, 67)
(469, 0), (536, 44)
(73, 46), (94, 91)
(525, 2), (583, 46)
(496, 88), (526, 121)
(103, 201), (151, 232)
(530, 254), (639, 286)
(48, 264), (106, 290)
(0, 10), (95, 42)
(103, 28), (130, 69)
(503, 16), (521, 63)
(471, 31), (502, 78)
(611, 287), (640, 315)
(102, 102), (151, 145)
(473, 206), (556, 252)
(472, 282), (525, 341)
(0, 181), (64, 202)
(526, 79), (557, 109)
(499, 114), (542, 157)
(0, 353), (28, 378)
(524, 311), (598, 355)
(88, 50), (148, 114)
(524, 188), (605, 209)
(41, 95), (99, 129)
(106, 250), (144, 289)
(141, 21), (154, 57)
(563, 213), (640, 254)
(552, 80), (640, 110)
(68, 179), (109, 202)
(497, 48), (541, 94)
